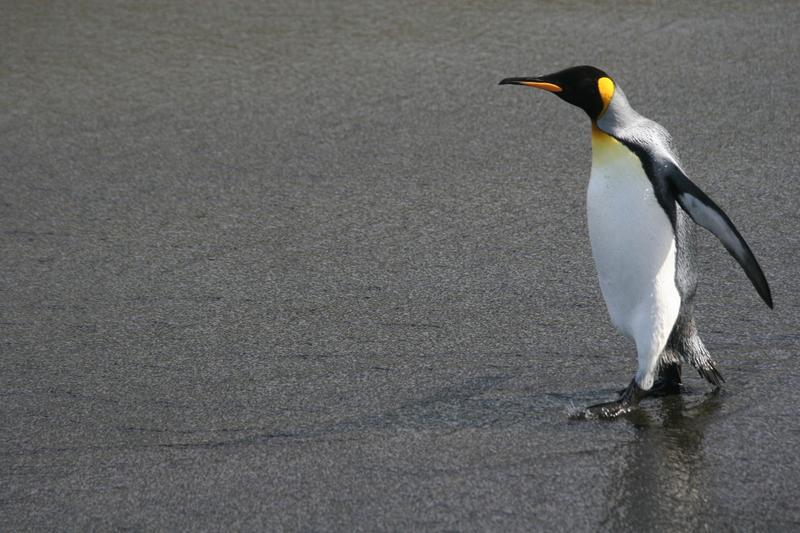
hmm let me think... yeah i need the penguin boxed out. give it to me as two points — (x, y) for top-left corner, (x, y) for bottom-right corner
(499, 66), (773, 418)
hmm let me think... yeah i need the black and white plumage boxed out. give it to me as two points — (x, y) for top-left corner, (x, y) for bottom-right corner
(500, 66), (772, 417)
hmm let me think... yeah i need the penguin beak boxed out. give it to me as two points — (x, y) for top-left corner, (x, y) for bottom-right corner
(499, 77), (563, 93)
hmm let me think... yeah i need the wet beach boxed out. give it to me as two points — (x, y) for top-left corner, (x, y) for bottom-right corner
(2, 1), (800, 529)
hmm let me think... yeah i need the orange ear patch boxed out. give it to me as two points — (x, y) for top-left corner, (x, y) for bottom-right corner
(598, 77), (615, 115)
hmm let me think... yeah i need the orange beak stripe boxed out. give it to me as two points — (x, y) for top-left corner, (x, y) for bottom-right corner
(518, 81), (563, 92)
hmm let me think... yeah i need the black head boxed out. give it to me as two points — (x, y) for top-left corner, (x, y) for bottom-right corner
(499, 65), (615, 121)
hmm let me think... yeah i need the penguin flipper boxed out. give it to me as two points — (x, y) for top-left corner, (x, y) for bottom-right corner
(668, 165), (773, 308)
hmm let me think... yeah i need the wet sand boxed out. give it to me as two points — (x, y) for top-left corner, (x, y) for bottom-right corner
(2, 1), (799, 529)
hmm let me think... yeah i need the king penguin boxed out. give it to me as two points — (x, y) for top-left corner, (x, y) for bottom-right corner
(499, 66), (773, 418)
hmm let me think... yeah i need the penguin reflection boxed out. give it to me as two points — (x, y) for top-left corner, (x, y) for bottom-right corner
(601, 391), (723, 530)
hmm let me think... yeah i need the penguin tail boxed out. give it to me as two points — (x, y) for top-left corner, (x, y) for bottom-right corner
(684, 333), (725, 387)
(696, 360), (725, 387)
(669, 318), (725, 387)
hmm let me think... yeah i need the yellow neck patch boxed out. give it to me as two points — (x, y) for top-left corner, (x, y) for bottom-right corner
(597, 77), (615, 116)
(591, 124), (618, 145)
(591, 124), (621, 163)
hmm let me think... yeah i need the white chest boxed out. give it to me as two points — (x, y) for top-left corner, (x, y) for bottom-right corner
(587, 132), (680, 338)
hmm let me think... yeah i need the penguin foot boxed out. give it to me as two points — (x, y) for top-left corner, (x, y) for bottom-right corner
(583, 380), (645, 419)
(583, 399), (634, 419)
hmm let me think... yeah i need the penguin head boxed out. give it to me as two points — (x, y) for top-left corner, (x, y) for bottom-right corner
(500, 65), (615, 121)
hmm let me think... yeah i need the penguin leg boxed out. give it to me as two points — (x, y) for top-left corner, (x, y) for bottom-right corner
(616, 354), (683, 397)
(648, 361), (683, 397)
(587, 306), (678, 418)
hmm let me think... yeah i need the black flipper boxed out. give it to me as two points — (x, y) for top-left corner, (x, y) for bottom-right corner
(667, 163), (773, 308)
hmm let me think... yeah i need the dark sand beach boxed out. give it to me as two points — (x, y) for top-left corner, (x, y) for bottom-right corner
(2, 1), (799, 529)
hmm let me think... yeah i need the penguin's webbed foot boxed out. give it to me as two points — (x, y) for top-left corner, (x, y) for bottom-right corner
(583, 399), (634, 419)
(583, 380), (645, 419)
